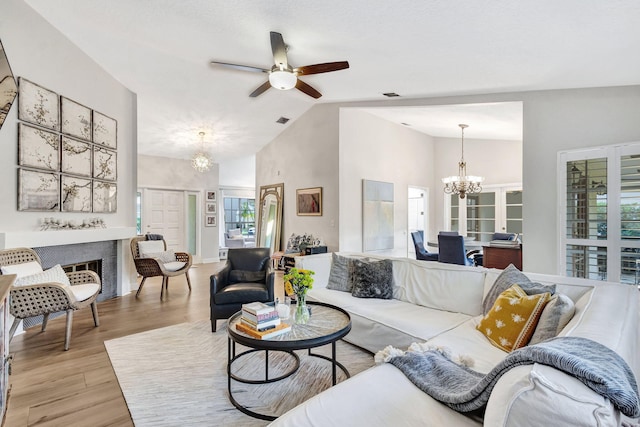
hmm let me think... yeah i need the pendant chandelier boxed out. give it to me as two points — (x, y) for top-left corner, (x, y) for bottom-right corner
(442, 124), (484, 199)
(191, 131), (212, 173)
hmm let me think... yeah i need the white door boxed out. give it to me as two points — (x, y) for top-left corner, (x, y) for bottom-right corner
(408, 186), (428, 257)
(143, 189), (185, 251)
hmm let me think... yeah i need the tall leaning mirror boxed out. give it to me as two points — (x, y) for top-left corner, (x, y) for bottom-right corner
(257, 183), (284, 253)
(0, 39), (18, 130)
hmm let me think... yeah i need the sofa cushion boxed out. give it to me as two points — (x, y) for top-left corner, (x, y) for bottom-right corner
(477, 284), (550, 352)
(483, 265), (555, 315)
(229, 269), (265, 283)
(70, 283), (100, 302)
(529, 294), (575, 345)
(163, 261), (186, 272)
(1, 261), (43, 278)
(14, 264), (71, 289)
(350, 258), (393, 299)
(326, 253), (353, 292)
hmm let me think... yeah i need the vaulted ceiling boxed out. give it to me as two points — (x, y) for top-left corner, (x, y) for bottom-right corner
(24, 0), (640, 161)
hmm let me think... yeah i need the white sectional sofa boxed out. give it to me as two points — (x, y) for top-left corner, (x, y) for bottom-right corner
(270, 253), (639, 427)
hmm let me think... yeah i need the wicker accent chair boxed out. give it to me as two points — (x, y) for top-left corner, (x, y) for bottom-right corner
(0, 247), (100, 351)
(130, 236), (192, 300)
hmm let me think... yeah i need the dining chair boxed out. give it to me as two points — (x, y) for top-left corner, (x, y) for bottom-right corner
(437, 234), (474, 266)
(411, 231), (438, 261)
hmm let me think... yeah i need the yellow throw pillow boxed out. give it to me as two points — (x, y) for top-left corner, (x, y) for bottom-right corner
(477, 284), (550, 352)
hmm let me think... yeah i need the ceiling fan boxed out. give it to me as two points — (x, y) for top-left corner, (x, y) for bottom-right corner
(210, 31), (349, 99)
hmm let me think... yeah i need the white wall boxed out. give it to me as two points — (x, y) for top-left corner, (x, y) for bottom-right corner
(137, 154), (219, 261)
(219, 155), (255, 188)
(257, 85), (640, 275)
(339, 109), (436, 257)
(0, 0), (137, 232)
(256, 104), (340, 251)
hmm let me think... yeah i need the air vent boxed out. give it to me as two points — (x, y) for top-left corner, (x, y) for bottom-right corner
(276, 116), (290, 124)
(383, 92), (400, 97)
(401, 122), (411, 126)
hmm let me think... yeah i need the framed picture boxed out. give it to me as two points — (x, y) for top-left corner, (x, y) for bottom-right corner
(205, 215), (217, 227)
(61, 175), (92, 212)
(93, 110), (117, 148)
(93, 180), (117, 213)
(18, 78), (59, 131)
(206, 190), (216, 202)
(61, 136), (92, 177)
(18, 123), (59, 171)
(206, 202), (216, 214)
(93, 146), (117, 181)
(362, 179), (394, 251)
(61, 96), (92, 141)
(296, 187), (322, 216)
(18, 168), (60, 211)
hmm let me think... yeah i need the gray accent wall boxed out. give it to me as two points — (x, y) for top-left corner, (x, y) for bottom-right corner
(256, 86), (640, 275)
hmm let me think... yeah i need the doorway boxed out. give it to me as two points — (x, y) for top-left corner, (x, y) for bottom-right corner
(142, 189), (185, 252)
(408, 186), (428, 258)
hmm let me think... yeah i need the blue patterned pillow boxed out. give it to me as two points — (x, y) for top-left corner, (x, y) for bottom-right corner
(350, 259), (393, 299)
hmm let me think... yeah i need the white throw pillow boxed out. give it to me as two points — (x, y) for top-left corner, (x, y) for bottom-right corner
(138, 240), (165, 258)
(14, 264), (71, 288)
(1, 261), (44, 278)
(144, 250), (176, 263)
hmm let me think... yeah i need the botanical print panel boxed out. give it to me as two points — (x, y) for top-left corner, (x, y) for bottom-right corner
(61, 136), (92, 177)
(61, 175), (92, 212)
(18, 123), (59, 171)
(17, 78), (59, 131)
(93, 180), (117, 213)
(18, 168), (60, 211)
(93, 111), (117, 149)
(93, 146), (117, 181)
(61, 96), (91, 141)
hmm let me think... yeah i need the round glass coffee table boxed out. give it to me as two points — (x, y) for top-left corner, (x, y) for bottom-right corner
(227, 301), (351, 421)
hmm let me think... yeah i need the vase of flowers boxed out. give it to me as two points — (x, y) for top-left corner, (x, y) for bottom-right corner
(283, 267), (314, 324)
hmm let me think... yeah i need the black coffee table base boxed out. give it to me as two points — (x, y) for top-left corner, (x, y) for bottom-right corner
(227, 339), (350, 421)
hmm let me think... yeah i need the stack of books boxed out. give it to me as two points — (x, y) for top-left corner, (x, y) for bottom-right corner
(236, 301), (291, 339)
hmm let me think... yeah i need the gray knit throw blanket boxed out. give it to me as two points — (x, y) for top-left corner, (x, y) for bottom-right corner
(382, 336), (640, 418)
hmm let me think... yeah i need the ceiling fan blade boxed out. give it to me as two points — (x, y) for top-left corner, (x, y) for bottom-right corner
(249, 81), (272, 98)
(295, 79), (322, 99)
(270, 31), (288, 68)
(210, 61), (268, 73)
(294, 61), (350, 76)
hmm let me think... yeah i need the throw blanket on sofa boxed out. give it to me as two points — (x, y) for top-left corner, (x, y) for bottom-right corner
(379, 336), (640, 417)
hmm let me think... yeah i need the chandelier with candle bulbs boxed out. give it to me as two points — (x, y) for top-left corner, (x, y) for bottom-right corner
(442, 124), (484, 199)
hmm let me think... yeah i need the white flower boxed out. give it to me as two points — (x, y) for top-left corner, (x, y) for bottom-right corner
(494, 305), (502, 312)
(511, 313), (525, 323)
(485, 328), (492, 336)
(509, 297), (519, 305)
(495, 319), (505, 328)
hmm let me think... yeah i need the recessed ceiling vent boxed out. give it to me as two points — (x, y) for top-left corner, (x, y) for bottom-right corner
(276, 116), (290, 124)
(383, 92), (400, 97)
(401, 122), (411, 126)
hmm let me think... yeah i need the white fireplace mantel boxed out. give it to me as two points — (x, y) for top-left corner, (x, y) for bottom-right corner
(0, 227), (137, 250)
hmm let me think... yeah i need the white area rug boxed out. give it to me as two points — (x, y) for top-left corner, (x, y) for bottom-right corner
(105, 320), (374, 426)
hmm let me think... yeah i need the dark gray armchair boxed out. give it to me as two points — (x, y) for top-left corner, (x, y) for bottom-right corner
(210, 247), (275, 332)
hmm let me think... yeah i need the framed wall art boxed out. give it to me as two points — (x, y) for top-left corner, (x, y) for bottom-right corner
(93, 180), (117, 213)
(296, 187), (322, 216)
(61, 136), (92, 177)
(93, 146), (117, 181)
(17, 78), (59, 131)
(61, 175), (92, 212)
(18, 168), (60, 211)
(205, 215), (217, 227)
(18, 123), (59, 171)
(206, 202), (216, 214)
(61, 96), (91, 141)
(206, 190), (216, 202)
(362, 179), (394, 252)
(92, 110), (117, 149)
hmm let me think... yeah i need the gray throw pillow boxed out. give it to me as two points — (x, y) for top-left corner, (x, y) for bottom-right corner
(350, 259), (393, 299)
(229, 270), (266, 283)
(529, 294), (575, 345)
(327, 253), (352, 292)
(483, 264), (556, 315)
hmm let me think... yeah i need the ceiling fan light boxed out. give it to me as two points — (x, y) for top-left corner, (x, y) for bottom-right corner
(269, 70), (297, 90)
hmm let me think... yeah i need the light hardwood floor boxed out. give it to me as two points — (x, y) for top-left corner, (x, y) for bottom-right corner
(4, 262), (227, 426)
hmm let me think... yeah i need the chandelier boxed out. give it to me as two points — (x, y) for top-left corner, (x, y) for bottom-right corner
(442, 124), (484, 199)
(191, 131), (212, 173)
